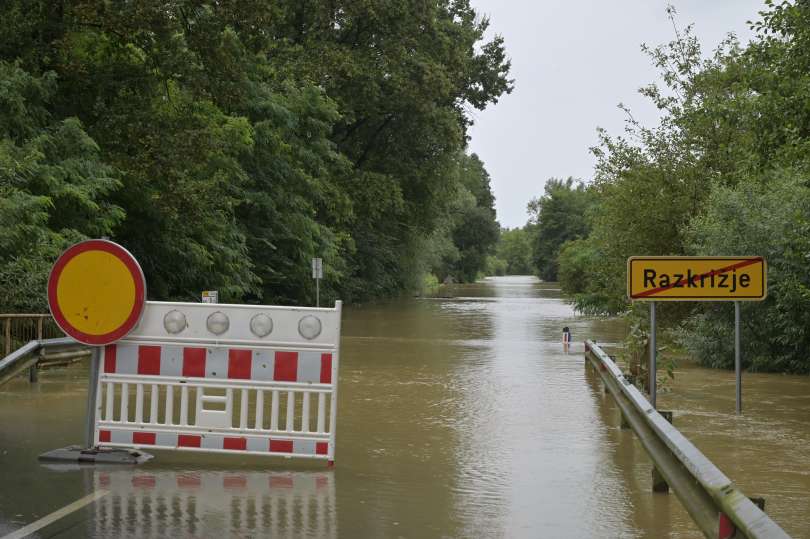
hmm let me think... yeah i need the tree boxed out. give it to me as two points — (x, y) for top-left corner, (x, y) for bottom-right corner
(0, 61), (122, 312)
(0, 0), (513, 306)
(528, 178), (594, 281)
(497, 227), (533, 275)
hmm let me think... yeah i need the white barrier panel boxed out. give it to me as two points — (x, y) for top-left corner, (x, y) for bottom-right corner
(93, 470), (336, 538)
(93, 301), (341, 463)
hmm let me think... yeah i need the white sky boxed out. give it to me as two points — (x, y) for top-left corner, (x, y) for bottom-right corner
(467, 0), (767, 228)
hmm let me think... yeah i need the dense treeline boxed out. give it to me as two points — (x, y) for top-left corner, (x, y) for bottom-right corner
(522, 2), (810, 373)
(0, 1), (511, 311)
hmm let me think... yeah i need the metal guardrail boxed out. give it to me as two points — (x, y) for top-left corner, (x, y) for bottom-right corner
(0, 337), (90, 388)
(584, 340), (790, 539)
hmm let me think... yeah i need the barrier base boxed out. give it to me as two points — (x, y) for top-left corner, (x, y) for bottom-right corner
(38, 445), (153, 465)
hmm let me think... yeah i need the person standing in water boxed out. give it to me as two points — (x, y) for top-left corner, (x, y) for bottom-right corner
(562, 326), (571, 344)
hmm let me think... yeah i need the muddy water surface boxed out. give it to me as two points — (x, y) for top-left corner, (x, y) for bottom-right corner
(0, 276), (808, 538)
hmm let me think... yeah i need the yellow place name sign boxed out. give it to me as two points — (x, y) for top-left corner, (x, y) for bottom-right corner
(627, 257), (766, 301)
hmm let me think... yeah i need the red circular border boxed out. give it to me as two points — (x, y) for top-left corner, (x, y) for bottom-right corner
(47, 240), (146, 345)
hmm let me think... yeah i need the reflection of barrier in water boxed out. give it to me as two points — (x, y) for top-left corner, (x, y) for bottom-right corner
(93, 470), (336, 538)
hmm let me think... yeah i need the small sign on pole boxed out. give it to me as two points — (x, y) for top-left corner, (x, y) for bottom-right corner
(201, 290), (219, 304)
(312, 258), (323, 307)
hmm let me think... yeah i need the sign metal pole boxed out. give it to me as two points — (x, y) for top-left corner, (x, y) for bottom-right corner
(735, 301), (742, 415)
(312, 258), (323, 308)
(84, 347), (101, 447)
(650, 301), (656, 409)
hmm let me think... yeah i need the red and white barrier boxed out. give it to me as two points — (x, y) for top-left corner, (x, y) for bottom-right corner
(93, 301), (341, 463)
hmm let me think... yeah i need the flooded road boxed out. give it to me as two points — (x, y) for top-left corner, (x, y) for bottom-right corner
(1, 276), (808, 537)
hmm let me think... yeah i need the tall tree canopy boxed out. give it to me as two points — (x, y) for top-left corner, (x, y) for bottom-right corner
(527, 178), (594, 282)
(0, 0), (511, 310)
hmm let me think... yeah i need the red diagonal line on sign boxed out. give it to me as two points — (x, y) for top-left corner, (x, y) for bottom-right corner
(633, 258), (761, 298)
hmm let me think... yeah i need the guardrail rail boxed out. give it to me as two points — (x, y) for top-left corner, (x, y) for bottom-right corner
(0, 337), (90, 388)
(584, 339), (790, 539)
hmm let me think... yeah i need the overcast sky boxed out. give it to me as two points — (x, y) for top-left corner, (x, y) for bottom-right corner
(467, 0), (767, 229)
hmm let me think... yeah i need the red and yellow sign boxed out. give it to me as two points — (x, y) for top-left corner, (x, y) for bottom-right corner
(48, 240), (146, 345)
(627, 256), (766, 301)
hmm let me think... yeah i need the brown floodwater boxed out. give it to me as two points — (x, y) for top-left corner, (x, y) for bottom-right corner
(0, 276), (808, 538)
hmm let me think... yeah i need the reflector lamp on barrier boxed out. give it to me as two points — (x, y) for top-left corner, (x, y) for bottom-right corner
(163, 310), (187, 334)
(298, 315), (322, 340)
(206, 311), (230, 335)
(250, 313), (274, 337)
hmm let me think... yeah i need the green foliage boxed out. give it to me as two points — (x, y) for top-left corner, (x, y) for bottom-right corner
(419, 273), (441, 296)
(678, 171), (810, 373)
(527, 178), (594, 281)
(424, 153), (500, 284)
(484, 255), (508, 277)
(0, 61), (122, 312)
(0, 1), (511, 308)
(550, 3), (810, 372)
(496, 227), (533, 275)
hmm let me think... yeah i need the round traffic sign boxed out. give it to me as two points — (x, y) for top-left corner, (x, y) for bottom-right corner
(47, 239), (146, 345)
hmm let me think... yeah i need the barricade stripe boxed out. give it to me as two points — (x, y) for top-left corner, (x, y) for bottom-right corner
(137, 346), (161, 375)
(224, 437), (247, 451)
(320, 354), (332, 384)
(99, 429), (327, 455)
(274, 352), (298, 382)
(103, 346), (337, 384)
(132, 432), (156, 445)
(178, 434), (201, 448)
(228, 350), (252, 379)
(269, 439), (294, 453)
(104, 344), (117, 373)
(183, 347), (206, 377)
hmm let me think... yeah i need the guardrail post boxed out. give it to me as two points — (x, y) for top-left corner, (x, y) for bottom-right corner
(4, 318), (10, 357)
(651, 411), (673, 493)
(28, 348), (40, 383)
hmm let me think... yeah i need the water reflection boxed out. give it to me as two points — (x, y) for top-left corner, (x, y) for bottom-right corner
(87, 469), (335, 538)
(448, 276), (637, 538)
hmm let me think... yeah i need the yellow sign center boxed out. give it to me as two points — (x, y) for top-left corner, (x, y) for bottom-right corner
(56, 250), (137, 335)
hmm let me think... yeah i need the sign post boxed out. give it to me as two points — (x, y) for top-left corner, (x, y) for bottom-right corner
(627, 256), (766, 413)
(312, 258), (323, 307)
(735, 301), (742, 414)
(649, 302), (656, 408)
(202, 290), (219, 304)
